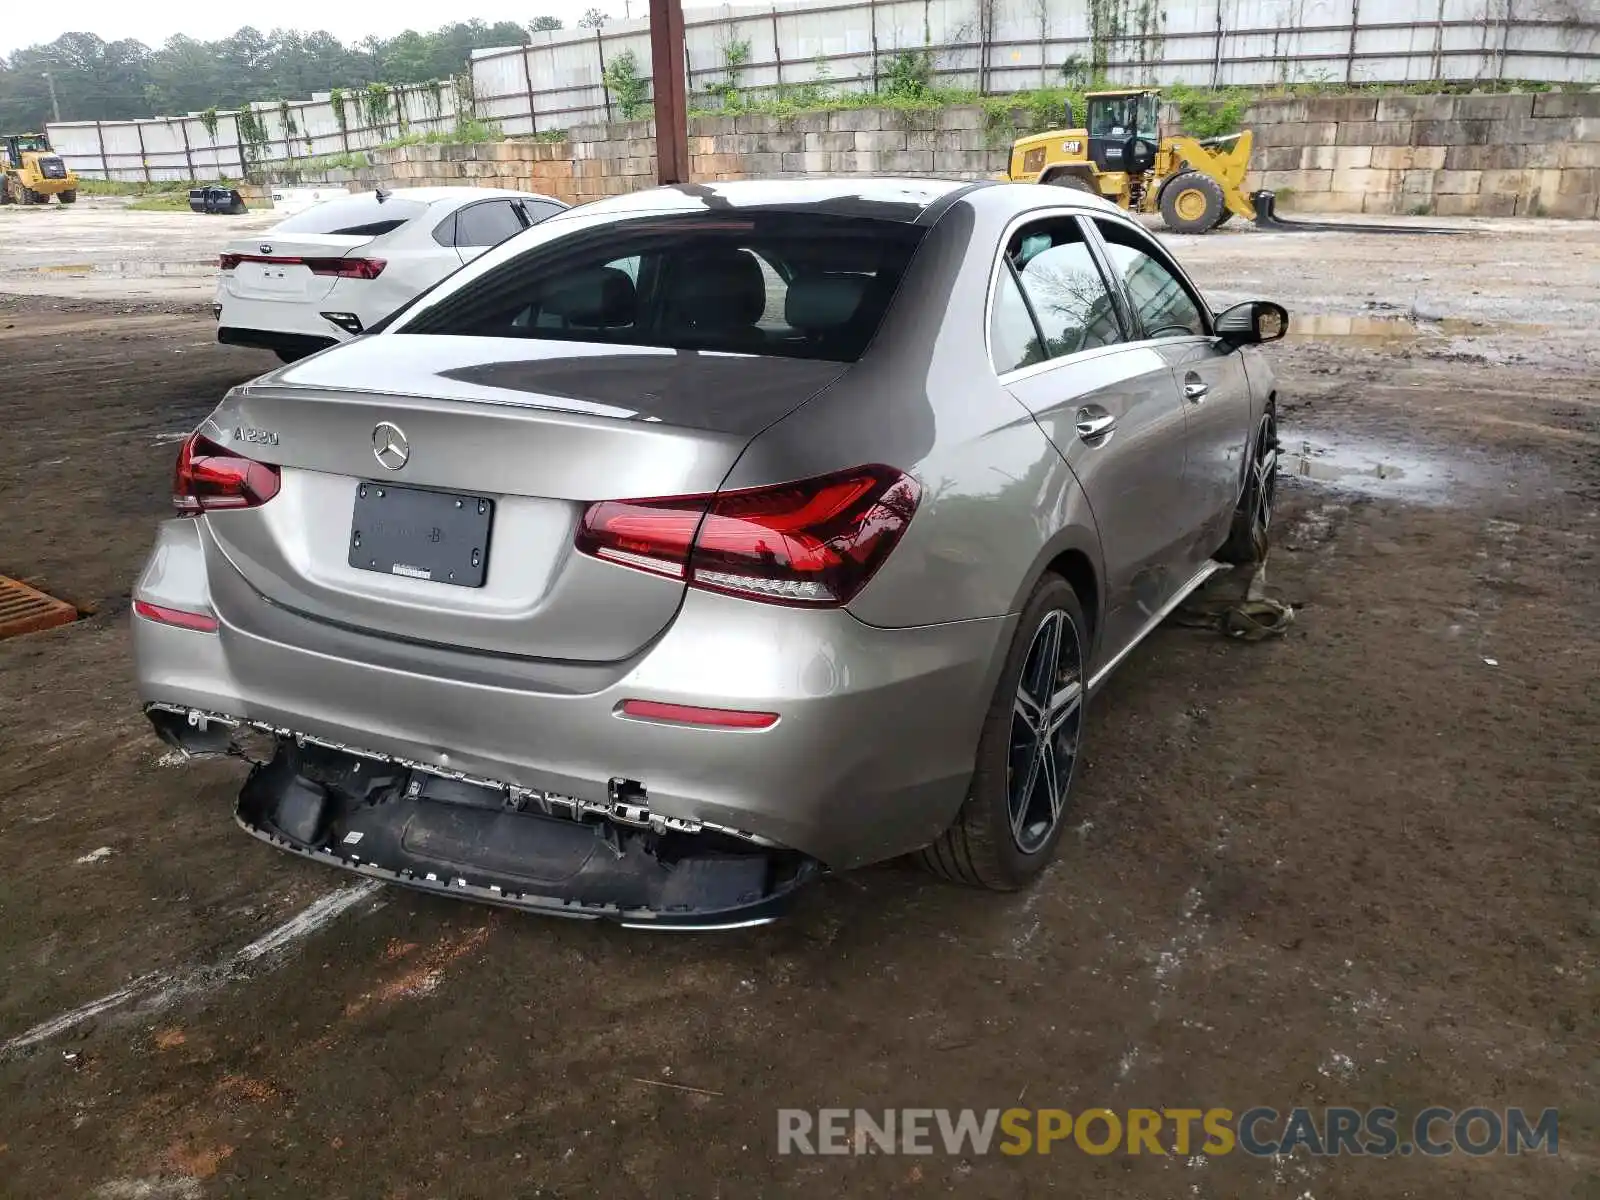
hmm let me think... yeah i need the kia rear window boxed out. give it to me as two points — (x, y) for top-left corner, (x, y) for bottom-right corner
(398, 212), (927, 363)
(273, 195), (428, 237)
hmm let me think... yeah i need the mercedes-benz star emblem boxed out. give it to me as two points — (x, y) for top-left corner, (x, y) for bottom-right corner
(372, 422), (409, 470)
(259, 243), (272, 254)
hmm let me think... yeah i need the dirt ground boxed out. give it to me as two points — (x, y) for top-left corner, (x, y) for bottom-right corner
(0, 204), (1596, 1199)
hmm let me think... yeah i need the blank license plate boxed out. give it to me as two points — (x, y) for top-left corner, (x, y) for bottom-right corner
(349, 483), (493, 588)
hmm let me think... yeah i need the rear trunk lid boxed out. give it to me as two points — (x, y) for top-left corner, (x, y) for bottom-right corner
(197, 335), (848, 661)
(220, 232), (374, 305)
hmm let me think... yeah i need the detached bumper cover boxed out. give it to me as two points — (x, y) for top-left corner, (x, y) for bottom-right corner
(151, 704), (817, 929)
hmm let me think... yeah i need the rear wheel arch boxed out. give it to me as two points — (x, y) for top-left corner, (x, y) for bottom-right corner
(1008, 524), (1105, 659)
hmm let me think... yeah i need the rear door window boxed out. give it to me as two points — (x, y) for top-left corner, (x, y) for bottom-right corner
(1005, 219), (1124, 359)
(272, 194), (427, 237)
(400, 212), (926, 363)
(456, 200), (527, 248)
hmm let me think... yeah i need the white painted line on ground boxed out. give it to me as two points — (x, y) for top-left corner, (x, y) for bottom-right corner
(234, 882), (382, 965)
(0, 880), (383, 1058)
(1, 972), (170, 1055)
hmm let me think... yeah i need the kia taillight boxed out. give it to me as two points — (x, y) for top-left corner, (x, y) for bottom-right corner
(172, 433), (281, 514)
(576, 465), (919, 606)
(216, 254), (385, 280)
(308, 257), (386, 280)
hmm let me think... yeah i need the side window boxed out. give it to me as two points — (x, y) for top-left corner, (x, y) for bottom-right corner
(1093, 220), (1207, 338)
(432, 212), (457, 247)
(456, 201), (526, 248)
(1008, 220), (1123, 359)
(990, 267), (1046, 374)
(519, 200), (565, 226)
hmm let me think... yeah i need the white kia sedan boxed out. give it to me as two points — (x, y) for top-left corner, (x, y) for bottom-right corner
(216, 187), (567, 362)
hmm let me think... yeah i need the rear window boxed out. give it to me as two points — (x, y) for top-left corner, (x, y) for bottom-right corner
(399, 212), (926, 362)
(273, 194), (428, 237)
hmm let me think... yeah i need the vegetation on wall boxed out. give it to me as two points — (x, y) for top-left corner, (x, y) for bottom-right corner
(704, 38), (752, 107)
(602, 49), (650, 120)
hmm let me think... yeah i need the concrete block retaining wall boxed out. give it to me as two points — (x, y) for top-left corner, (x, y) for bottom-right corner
(267, 91), (1600, 220)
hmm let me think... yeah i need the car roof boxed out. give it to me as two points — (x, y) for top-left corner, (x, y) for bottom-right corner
(349, 186), (564, 207)
(572, 178), (976, 224)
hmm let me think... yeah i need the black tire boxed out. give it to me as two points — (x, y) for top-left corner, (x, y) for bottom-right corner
(0, 179), (12, 205)
(59, 189), (77, 204)
(1159, 172), (1225, 234)
(1045, 173), (1096, 195)
(1218, 405), (1279, 565)
(918, 574), (1089, 890)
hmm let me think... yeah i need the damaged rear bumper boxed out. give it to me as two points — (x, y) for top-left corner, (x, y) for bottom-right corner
(149, 704), (819, 930)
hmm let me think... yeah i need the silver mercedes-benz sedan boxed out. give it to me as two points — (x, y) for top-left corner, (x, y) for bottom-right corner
(133, 178), (1285, 928)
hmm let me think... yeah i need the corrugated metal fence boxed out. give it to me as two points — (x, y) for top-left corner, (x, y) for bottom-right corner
(48, 81), (461, 182)
(50, 0), (1599, 179)
(474, 0), (1600, 135)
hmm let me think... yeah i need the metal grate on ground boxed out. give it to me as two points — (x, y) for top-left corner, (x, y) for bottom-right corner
(0, 576), (78, 640)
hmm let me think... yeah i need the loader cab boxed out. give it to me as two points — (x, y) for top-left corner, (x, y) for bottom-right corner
(4, 134), (50, 169)
(1086, 90), (1161, 176)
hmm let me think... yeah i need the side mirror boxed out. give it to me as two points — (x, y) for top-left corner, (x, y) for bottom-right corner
(1063, 101), (1076, 128)
(1214, 300), (1288, 346)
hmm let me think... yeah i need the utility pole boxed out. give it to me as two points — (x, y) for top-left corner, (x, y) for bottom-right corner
(43, 72), (62, 124)
(649, 0), (688, 183)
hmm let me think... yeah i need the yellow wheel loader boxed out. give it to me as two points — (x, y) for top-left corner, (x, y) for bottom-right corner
(1005, 88), (1464, 236)
(1006, 89), (1256, 233)
(1, 133), (79, 206)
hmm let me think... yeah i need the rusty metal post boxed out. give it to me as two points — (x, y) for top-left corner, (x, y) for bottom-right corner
(650, 0), (689, 184)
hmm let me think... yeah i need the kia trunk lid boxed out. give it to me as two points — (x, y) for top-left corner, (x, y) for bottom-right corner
(220, 233), (379, 305)
(193, 336), (848, 661)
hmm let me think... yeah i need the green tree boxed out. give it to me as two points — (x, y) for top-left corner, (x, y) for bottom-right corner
(530, 16), (565, 32)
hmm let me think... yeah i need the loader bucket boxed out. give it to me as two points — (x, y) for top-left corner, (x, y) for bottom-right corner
(1252, 189), (1463, 235)
(188, 186), (248, 216)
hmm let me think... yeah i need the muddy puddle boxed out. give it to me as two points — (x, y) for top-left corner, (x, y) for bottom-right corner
(1280, 432), (1507, 505)
(1287, 313), (1548, 345)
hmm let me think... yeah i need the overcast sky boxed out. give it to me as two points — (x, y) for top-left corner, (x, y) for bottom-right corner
(0, 0), (682, 57)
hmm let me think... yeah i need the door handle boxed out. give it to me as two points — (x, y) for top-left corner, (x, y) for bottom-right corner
(1075, 408), (1116, 442)
(1183, 374), (1209, 402)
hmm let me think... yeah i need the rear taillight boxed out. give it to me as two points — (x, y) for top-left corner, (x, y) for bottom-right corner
(215, 254), (385, 279)
(173, 433), (281, 515)
(576, 465), (919, 607)
(309, 257), (386, 279)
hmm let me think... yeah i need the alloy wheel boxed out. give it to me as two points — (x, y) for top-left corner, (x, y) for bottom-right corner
(1007, 609), (1084, 854)
(1250, 411), (1280, 546)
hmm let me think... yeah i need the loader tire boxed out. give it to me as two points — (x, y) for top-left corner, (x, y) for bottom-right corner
(1045, 173), (1096, 195)
(1160, 172), (1225, 234)
(59, 189), (77, 204)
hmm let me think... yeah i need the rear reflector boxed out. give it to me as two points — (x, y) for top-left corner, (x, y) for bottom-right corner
(576, 465), (920, 607)
(219, 254), (386, 279)
(618, 700), (779, 729)
(173, 433), (281, 514)
(133, 599), (219, 633)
